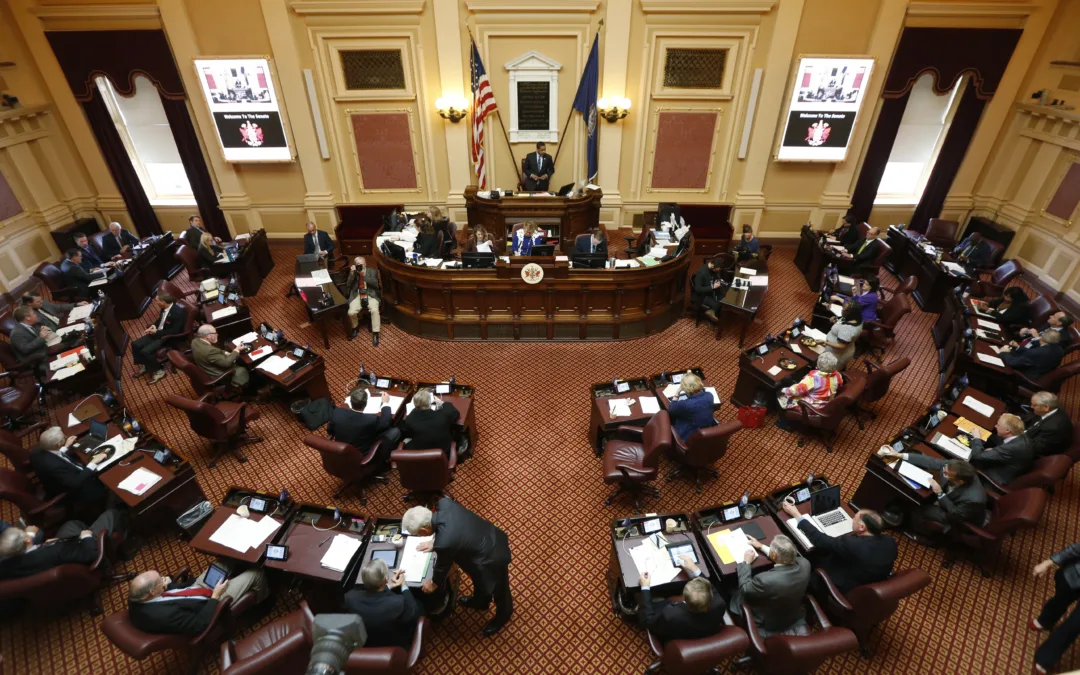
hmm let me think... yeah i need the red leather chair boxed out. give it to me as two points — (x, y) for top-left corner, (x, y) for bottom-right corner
(391, 446), (456, 503)
(0, 372), (42, 428)
(1064, 423), (1080, 465)
(969, 260), (1022, 298)
(981, 455), (1072, 494)
(811, 568), (931, 656)
(667, 419), (742, 493)
(782, 376), (865, 453)
(88, 231), (113, 259)
(644, 615), (750, 674)
(220, 602), (314, 675)
(175, 244), (212, 283)
(942, 487), (1047, 577)
(32, 262), (78, 302)
(165, 393), (263, 467)
(0, 424), (45, 475)
(884, 275), (916, 298)
(924, 218), (959, 248)
(1028, 295), (1058, 329)
(155, 297), (200, 371)
(0, 342), (43, 383)
(168, 350), (236, 400)
(1015, 360), (1080, 397)
(0, 468), (69, 531)
(736, 597), (859, 675)
(304, 434), (388, 503)
(161, 279), (203, 305)
(344, 617), (428, 674)
(624, 218), (656, 259)
(858, 292), (911, 357)
(847, 358), (910, 428)
(982, 239), (1005, 270)
(602, 411), (671, 511)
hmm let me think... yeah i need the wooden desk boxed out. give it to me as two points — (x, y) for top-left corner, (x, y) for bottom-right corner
(415, 381), (477, 451)
(99, 449), (205, 533)
(716, 258), (768, 346)
(897, 234), (967, 313)
(464, 185), (601, 254)
(295, 257), (348, 348)
(609, 513), (706, 597)
(56, 395), (113, 437)
(358, 518), (437, 590)
(960, 340), (1014, 393)
(793, 226), (834, 293)
(589, 377), (654, 455)
(346, 375), (414, 424)
(693, 501), (780, 579)
(253, 346), (331, 401)
(763, 480), (857, 554)
(948, 386), (1006, 431)
(266, 505), (369, 583)
(203, 299), (253, 343)
(44, 347), (105, 396)
(191, 501), (287, 564)
(102, 249), (156, 320)
(211, 230), (273, 298)
(730, 345), (810, 409)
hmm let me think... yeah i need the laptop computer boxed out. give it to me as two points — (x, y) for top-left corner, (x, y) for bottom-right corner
(72, 418), (110, 453)
(809, 485), (854, 537)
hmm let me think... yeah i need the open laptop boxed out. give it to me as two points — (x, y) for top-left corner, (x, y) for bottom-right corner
(809, 485), (854, 537)
(72, 418), (110, 453)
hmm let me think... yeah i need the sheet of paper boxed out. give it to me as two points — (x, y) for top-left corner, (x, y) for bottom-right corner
(608, 398), (633, 418)
(976, 318), (1000, 330)
(257, 355), (297, 376)
(614, 260), (640, 268)
(837, 275), (854, 285)
(647, 246), (670, 259)
(45, 334), (62, 347)
(360, 395), (404, 415)
(50, 353), (80, 371)
(662, 383), (681, 399)
(628, 539), (680, 586)
(320, 534), (363, 572)
(89, 277), (108, 287)
(932, 434), (973, 461)
(67, 305), (93, 321)
(738, 266), (757, 275)
(719, 529), (755, 565)
(211, 306), (238, 320)
(750, 275), (769, 286)
(977, 353), (1006, 368)
(57, 323), (85, 337)
(802, 327), (828, 342)
(705, 387), (720, 404)
(898, 460), (934, 488)
(51, 363), (85, 381)
(248, 345), (274, 361)
(962, 395), (995, 419)
(310, 269), (332, 284)
(829, 303), (843, 317)
(405, 402), (415, 416)
(294, 277), (321, 288)
(790, 343), (803, 354)
(118, 467), (162, 496)
(209, 515), (255, 553)
(787, 517), (817, 549)
(942, 261), (967, 275)
(201, 278), (219, 291)
(955, 417), (991, 441)
(422, 258), (443, 267)
(250, 515), (281, 548)
(555, 255), (569, 262)
(66, 412), (81, 427)
(640, 396), (660, 414)
(401, 535), (434, 583)
(94, 436), (139, 471)
(768, 365), (783, 376)
(231, 332), (258, 346)
(991, 345), (1002, 354)
(975, 329), (994, 340)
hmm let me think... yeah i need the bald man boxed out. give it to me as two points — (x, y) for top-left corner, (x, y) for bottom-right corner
(126, 562), (268, 635)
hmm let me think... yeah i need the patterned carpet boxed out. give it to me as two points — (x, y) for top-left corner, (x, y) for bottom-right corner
(2, 240), (1079, 675)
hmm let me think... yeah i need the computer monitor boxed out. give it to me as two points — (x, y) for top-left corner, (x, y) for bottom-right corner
(572, 253), (607, 269)
(531, 244), (555, 256)
(296, 253), (318, 264)
(380, 240), (407, 263)
(557, 182), (575, 197)
(462, 252), (496, 269)
(809, 485), (842, 515)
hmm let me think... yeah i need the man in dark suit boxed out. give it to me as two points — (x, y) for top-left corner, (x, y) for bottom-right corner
(403, 496), (513, 636)
(1001, 329), (1065, 381)
(329, 388), (402, 463)
(523, 142), (554, 192)
(126, 562), (269, 635)
(1032, 540), (1080, 673)
(21, 289), (85, 334)
(840, 226), (884, 271)
(183, 214), (221, 250)
(101, 221), (140, 259)
(0, 508), (125, 579)
(691, 258), (723, 317)
(878, 451), (987, 538)
(402, 388), (460, 455)
(968, 413), (1035, 486)
(951, 232), (993, 273)
(731, 535), (810, 637)
(72, 233), (106, 271)
(10, 306), (52, 369)
(303, 221), (335, 258)
(639, 555), (726, 643)
(1017, 311), (1075, 351)
(780, 502), (896, 595)
(131, 291), (187, 385)
(1027, 392), (1074, 458)
(61, 248), (99, 298)
(29, 426), (110, 517)
(344, 558), (422, 649)
(574, 229), (608, 257)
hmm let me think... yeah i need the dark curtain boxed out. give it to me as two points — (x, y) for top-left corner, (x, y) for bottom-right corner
(81, 93), (163, 237)
(160, 95), (230, 240)
(909, 80), (986, 233)
(848, 93), (910, 223)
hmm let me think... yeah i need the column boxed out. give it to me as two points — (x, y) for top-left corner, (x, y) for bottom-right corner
(433, 0), (472, 207)
(597, 0), (632, 227)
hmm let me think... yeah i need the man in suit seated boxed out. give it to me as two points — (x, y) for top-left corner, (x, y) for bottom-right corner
(345, 257), (383, 347)
(403, 496), (513, 636)
(61, 248), (99, 299)
(1000, 329), (1065, 381)
(731, 535), (811, 638)
(29, 426), (111, 517)
(523, 141), (554, 192)
(131, 291), (188, 385)
(877, 451), (987, 539)
(639, 554), (726, 643)
(21, 289), (88, 334)
(691, 258), (724, 320)
(191, 324), (250, 390)
(967, 413), (1035, 486)
(779, 501), (896, 596)
(303, 221), (335, 259)
(126, 561), (270, 636)
(183, 214), (221, 250)
(72, 233), (106, 272)
(0, 508), (126, 579)
(343, 558), (422, 649)
(102, 222), (140, 260)
(839, 226), (883, 271)
(574, 229), (608, 257)
(10, 306), (53, 370)
(1026, 392), (1074, 458)
(328, 387), (402, 464)
(951, 232), (993, 273)
(402, 388), (460, 456)
(1017, 311), (1074, 351)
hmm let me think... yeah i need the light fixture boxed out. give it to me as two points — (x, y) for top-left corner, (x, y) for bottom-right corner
(436, 95), (468, 123)
(597, 97), (631, 123)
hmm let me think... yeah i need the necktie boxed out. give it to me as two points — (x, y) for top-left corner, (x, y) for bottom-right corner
(158, 307), (170, 330)
(313, 233), (321, 255)
(858, 241), (869, 255)
(164, 587), (213, 599)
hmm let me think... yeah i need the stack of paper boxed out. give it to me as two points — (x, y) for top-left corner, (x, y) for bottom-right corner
(955, 417), (991, 441)
(201, 278), (219, 291)
(614, 260), (640, 268)
(421, 259), (443, 267)
(295, 277), (321, 288)
(67, 305), (94, 322)
(898, 461), (934, 488)
(647, 246), (670, 259)
(932, 434), (972, 461)
(705, 387), (721, 404)
(749, 275), (769, 286)
(310, 269), (333, 284)
(208, 514), (281, 553)
(608, 398), (634, 417)
(787, 518), (819, 549)
(248, 345), (274, 360)
(738, 266), (757, 275)
(977, 353), (1006, 368)
(257, 355), (297, 376)
(320, 535), (363, 572)
(50, 353), (81, 371)
(118, 467), (162, 496)
(802, 327), (828, 342)
(57, 323), (84, 336)
(232, 332), (258, 346)
(942, 261), (967, 275)
(45, 334), (62, 347)
(962, 396), (994, 418)
(706, 529), (756, 565)
(89, 277), (108, 287)
(401, 535), (434, 583)
(640, 396), (661, 414)
(628, 538), (680, 586)
(211, 306), (238, 320)
(837, 275), (854, 285)
(829, 304), (844, 317)
(975, 329), (995, 339)
(52, 363), (85, 381)
(662, 383), (681, 399)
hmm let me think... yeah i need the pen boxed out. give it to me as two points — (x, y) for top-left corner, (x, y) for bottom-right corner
(318, 534), (333, 547)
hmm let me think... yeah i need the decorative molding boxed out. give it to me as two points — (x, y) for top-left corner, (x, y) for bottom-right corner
(905, 2), (1037, 18)
(288, 0), (426, 15)
(504, 51), (562, 144)
(1016, 103), (1080, 125)
(32, 4), (161, 19)
(639, 0), (776, 14)
(466, 0), (599, 12)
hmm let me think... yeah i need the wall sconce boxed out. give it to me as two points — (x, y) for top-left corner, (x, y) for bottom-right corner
(597, 97), (631, 123)
(436, 95), (468, 123)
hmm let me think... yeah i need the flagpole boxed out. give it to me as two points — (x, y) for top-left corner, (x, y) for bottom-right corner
(470, 32), (518, 186)
(552, 21), (602, 174)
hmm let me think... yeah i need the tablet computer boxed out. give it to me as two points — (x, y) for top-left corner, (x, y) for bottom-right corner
(204, 562), (229, 588)
(667, 543), (698, 567)
(371, 549), (398, 568)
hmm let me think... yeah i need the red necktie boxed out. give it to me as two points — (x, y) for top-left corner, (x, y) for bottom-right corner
(163, 587), (213, 599)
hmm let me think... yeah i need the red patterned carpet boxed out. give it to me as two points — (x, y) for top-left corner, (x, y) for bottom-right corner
(2, 242), (1080, 675)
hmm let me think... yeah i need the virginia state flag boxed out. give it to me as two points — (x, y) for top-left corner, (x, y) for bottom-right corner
(572, 33), (600, 182)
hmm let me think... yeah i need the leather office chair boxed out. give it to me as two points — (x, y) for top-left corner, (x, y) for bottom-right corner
(161, 280), (202, 305)
(602, 410), (671, 511)
(981, 455), (1072, 494)
(0, 424), (45, 475)
(304, 434), (388, 504)
(982, 239), (1005, 270)
(168, 350), (235, 400)
(847, 358), (911, 429)
(782, 376), (865, 453)
(175, 244), (212, 283)
(88, 231), (113, 259)
(0, 468), (69, 531)
(811, 568), (931, 657)
(574, 233), (593, 253)
(155, 297), (200, 372)
(0, 531), (130, 616)
(0, 315), (15, 338)
(0, 342), (43, 383)
(32, 262), (78, 303)
(942, 487), (1047, 577)
(1027, 295), (1058, 329)
(220, 602), (314, 675)
(0, 371), (41, 428)
(969, 260), (1022, 298)
(924, 218), (960, 248)
(165, 393), (263, 467)
(1064, 423), (1080, 465)
(1015, 359), (1080, 397)
(888, 275), (917, 298)
(344, 616), (428, 674)
(667, 419), (742, 493)
(862, 240), (891, 277)
(644, 614), (750, 674)
(858, 292), (911, 357)
(624, 220), (656, 259)
(391, 446), (457, 503)
(736, 598), (859, 675)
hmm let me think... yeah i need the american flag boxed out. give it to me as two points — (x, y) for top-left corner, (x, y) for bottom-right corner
(470, 41), (498, 189)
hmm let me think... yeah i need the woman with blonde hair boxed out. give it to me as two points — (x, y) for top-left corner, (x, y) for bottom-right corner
(197, 231), (219, 269)
(668, 372), (716, 441)
(512, 221), (544, 256)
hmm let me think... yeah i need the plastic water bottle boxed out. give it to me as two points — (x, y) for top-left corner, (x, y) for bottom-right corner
(369, 370), (377, 386)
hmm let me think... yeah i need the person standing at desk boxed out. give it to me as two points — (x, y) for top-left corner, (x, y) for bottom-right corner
(329, 388), (402, 462)
(404, 496), (513, 636)
(512, 222), (544, 256)
(1025, 392), (1073, 458)
(575, 229), (608, 257)
(967, 413), (1034, 486)
(1000, 330), (1064, 381)
(733, 224), (760, 259)
(779, 502), (896, 595)
(667, 373), (716, 442)
(639, 554), (726, 643)
(832, 214), (861, 248)
(523, 142), (553, 192)
(184, 214), (221, 250)
(731, 535), (810, 638)
(1031, 541), (1080, 674)
(345, 257), (382, 347)
(344, 558), (422, 649)
(402, 389), (460, 456)
(303, 221), (335, 259)
(691, 258), (723, 319)
(877, 450), (987, 539)
(29, 426), (111, 517)
(414, 216), (441, 259)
